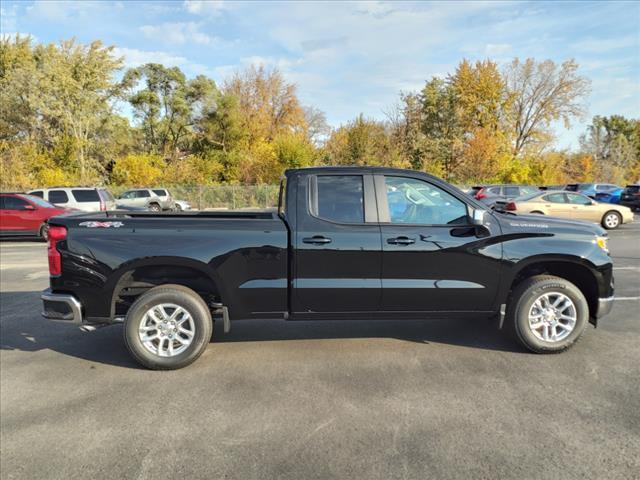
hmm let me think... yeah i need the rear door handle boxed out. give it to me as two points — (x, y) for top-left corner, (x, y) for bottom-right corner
(303, 235), (332, 245)
(387, 236), (415, 245)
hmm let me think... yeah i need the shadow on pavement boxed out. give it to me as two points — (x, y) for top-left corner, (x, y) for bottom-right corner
(0, 291), (140, 369)
(1, 290), (524, 369)
(216, 316), (525, 353)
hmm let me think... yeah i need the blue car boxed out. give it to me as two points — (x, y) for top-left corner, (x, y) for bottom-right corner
(565, 183), (622, 201)
(594, 187), (624, 204)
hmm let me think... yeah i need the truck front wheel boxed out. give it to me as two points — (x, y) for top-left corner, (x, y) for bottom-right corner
(508, 275), (589, 353)
(124, 284), (212, 370)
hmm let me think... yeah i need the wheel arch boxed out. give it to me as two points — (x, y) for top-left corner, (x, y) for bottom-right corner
(503, 256), (601, 321)
(106, 256), (224, 318)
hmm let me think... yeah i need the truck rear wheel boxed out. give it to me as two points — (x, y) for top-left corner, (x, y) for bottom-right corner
(123, 284), (212, 370)
(508, 275), (589, 353)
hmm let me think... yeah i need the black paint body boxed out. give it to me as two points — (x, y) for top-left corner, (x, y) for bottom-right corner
(48, 167), (614, 324)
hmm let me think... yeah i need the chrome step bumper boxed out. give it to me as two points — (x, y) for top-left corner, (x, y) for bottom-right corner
(41, 289), (83, 324)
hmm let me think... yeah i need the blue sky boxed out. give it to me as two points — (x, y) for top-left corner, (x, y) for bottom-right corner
(2, 0), (639, 149)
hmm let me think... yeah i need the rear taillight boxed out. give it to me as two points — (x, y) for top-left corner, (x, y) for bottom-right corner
(475, 188), (487, 200)
(100, 198), (106, 211)
(505, 202), (517, 211)
(47, 226), (67, 276)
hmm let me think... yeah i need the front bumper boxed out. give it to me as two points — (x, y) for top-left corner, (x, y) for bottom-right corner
(596, 296), (614, 319)
(41, 289), (83, 324)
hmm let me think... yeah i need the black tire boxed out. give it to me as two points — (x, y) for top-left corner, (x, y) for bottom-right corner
(601, 210), (621, 230)
(124, 284), (212, 370)
(174, 203), (182, 211)
(149, 203), (161, 212)
(39, 223), (49, 242)
(507, 275), (589, 354)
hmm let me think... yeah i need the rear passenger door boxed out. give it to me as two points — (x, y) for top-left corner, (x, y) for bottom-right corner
(293, 173), (382, 314)
(541, 193), (572, 217)
(136, 190), (151, 207)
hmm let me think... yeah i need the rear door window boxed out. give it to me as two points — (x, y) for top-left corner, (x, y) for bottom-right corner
(71, 189), (100, 202)
(504, 186), (520, 197)
(152, 189), (167, 196)
(543, 193), (567, 203)
(313, 175), (364, 223)
(136, 190), (151, 198)
(49, 190), (69, 204)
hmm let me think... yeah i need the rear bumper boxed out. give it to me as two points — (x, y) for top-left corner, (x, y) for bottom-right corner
(596, 296), (614, 319)
(41, 289), (83, 324)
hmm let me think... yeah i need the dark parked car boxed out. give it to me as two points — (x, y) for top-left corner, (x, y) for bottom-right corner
(0, 193), (72, 240)
(42, 167), (614, 369)
(620, 184), (640, 211)
(470, 184), (540, 207)
(538, 185), (566, 191)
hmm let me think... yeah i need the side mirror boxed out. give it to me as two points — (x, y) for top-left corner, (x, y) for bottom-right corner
(470, 208), (486, 225)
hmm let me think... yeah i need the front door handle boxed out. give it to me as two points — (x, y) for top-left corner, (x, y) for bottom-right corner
(387, 236), (415, 245)
(303, 235), (332, 245)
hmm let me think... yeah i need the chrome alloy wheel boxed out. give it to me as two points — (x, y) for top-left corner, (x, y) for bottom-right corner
(138, 303), (195, 357)
(528, 292), (577, 342)
(604, 213), (620, 229)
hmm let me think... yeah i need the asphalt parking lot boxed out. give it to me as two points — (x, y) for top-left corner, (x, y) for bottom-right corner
(1, 222), (639, 480)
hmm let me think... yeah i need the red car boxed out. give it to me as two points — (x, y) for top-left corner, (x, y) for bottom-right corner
(0, 193), (73, 240)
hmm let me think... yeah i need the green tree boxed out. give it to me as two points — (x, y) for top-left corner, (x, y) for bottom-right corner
(1, 36), (125, 182)
(325, 114), (408, 168)
(124, 64), (218, 158)
(581, 115), (640, 182)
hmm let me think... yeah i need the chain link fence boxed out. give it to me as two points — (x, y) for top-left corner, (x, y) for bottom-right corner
(109, 185), (280, 210)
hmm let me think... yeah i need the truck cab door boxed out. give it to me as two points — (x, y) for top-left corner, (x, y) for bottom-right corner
(292, 173), (382, 314)
(375, 174), (502, 313)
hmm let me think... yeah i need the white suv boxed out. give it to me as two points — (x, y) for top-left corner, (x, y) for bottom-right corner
(116, 189), (172, 211)
(28, 188), (116, 212)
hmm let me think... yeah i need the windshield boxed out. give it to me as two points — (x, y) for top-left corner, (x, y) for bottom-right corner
(19, 194), (57, 208)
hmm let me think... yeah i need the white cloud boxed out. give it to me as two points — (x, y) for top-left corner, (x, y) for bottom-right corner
(112, 47), (217, 78)
(113, 47), (190, 68)
(140, 22), (219, 46)
(570, 35), (638, 54)
(183, 0), (225, 16)
(25, 0), (108, 22)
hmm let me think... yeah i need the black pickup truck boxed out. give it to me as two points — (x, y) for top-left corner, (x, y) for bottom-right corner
(41, 167), (615, 369)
